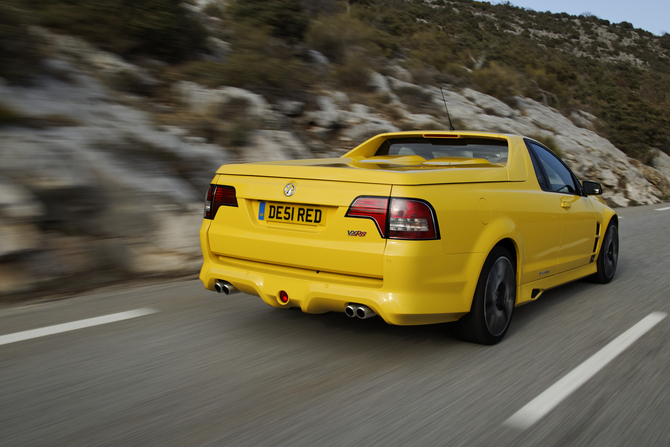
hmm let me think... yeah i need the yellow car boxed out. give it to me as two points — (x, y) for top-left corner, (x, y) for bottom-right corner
(199, 131), (618, 344)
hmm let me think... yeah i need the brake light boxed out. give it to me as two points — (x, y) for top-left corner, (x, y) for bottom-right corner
(345, 196), (389, 237)
(389, 198), (438, 240)
(204, 185), (237, 219)
(345, 196), (439, 240)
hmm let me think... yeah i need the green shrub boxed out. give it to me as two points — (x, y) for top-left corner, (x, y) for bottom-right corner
(0, 3), (42, 83)
(394, 85), (435, 113)
(0, 101), (23, 125)
(405, 30), (458, 74)
(23, 0), (206, 62)
(175, 61), (228, 88)
(470, 62), (521, 104)
(202, 1), (225, 19)
(176, 25), (314, 95)
(230, 0), (309, 41)
(227, 120), (252, 147)
(306, 13), (371, 63)
(334, 55), (372, 91)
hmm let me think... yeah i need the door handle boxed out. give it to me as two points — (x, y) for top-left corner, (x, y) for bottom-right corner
(561, 201), (571, 209)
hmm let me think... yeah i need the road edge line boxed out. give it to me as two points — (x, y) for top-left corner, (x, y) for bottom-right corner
(0, 308), (158, 346)
(504, 312), (667, 430)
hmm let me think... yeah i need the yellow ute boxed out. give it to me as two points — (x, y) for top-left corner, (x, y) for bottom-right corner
(199, 131), (618, 344)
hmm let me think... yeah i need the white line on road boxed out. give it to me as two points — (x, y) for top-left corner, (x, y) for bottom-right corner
(654, 206), (670, 211)
(505, 312), (667, 430)
(0, 309), (158, 346)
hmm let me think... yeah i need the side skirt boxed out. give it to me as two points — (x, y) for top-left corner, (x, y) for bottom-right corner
(516, 263), (598, 305)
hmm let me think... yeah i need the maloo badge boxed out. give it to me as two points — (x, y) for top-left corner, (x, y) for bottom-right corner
(284, 183), (296, 197)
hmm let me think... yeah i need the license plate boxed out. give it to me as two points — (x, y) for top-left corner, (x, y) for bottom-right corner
(258, 202), (325, 226)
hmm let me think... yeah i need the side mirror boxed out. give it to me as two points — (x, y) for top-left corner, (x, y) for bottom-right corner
(583, 180), (603, 195)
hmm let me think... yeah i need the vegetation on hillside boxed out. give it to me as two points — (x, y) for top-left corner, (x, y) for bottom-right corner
(1, 0), (669, 162)
(11, 0), (206, 63)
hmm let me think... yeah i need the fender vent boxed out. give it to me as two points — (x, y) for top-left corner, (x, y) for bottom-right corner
(592, 222), (601, 257)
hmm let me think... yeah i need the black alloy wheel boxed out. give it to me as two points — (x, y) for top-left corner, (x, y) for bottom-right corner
(592, 221), (619, 284)
(450, 246), (516, 345)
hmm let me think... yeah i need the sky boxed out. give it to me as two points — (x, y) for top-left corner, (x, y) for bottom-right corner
(491, 0), (669, 36)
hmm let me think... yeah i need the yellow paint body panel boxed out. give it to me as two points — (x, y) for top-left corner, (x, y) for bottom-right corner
(199, 131), (617, 325)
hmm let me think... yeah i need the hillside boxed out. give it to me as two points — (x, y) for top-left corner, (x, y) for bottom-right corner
(1, 0), (669, 298)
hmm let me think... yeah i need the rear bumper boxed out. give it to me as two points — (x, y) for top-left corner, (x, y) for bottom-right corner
(199, 221), (486, 326)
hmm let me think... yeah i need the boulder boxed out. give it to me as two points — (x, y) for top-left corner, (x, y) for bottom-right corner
(570, 110), (597, 129)
(204, 37), (231, 62)
(173, 81), (273, 124)
(630, 160), (670, 197)
(386, 65), (413, 83)
(32, 27), (157, 94)
(330, 91), (351, 109)
(308, 96), (341, 129)
(308, 50), (329, 65)
(461, 88), (516, 118)
(277, 100), (305, 117)
(241, 130), (312, 162)
(342, 121), (399, 142)
(368, 71), (391, 94)
(653, 150), (670, 185)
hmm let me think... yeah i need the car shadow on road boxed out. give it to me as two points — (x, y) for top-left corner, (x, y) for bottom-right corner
(206, 275), (607, 350)
(508, 278), (603, 337)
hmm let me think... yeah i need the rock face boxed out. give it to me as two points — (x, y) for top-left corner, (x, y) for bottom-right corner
(0, 73), (224, 294)
(173, 81), (274, 122)
(1, 36), (669, 298)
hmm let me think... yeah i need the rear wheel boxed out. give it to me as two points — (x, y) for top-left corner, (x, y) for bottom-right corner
(591, 221), (618, 284)
(450, 247), (516, 345)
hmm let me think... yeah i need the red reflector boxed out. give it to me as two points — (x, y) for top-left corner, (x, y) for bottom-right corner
(278, 290), (289, 304)
(345, 196), (389, 237)
(389, 198), (438, 240)
(204, 185), (238, 220)
(423, 134), (459, 138)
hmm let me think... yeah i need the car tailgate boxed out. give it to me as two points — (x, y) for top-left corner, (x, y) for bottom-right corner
(207, 174), (391, 278)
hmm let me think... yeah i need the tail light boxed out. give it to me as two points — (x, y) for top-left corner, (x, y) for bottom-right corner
(345, 196), (439, 240)
(204, 185), (237, 220)
(346, 197), (389, 237)
(389, 198), (438, 240)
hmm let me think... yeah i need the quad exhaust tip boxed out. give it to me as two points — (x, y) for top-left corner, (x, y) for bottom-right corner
(214, 280), (240, 295)
(345, 303), (376, 319)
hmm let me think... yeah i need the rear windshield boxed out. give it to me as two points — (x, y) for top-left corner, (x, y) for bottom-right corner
(375, 138), (508, 164)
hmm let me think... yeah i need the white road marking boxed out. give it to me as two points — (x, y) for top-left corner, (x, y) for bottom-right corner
(0, 309), (158, 346)
(505, 312), (667, 430)
(654, 206), (670, 211)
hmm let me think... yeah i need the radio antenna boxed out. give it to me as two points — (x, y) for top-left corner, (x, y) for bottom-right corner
(440, 86), (455, 131)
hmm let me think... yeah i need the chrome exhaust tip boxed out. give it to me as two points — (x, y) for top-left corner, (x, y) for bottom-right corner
(214, 280), (239, 295)
(345, 303), (377, 319)
(355, 305), (376, 319)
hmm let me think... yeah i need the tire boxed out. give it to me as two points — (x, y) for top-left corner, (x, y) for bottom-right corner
(591, 221), (618, 284)
(450, 247), (516, 345)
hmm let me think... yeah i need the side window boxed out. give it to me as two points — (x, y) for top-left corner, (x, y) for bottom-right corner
(529, 142), (579, 195)
(527, 145), (549, 190)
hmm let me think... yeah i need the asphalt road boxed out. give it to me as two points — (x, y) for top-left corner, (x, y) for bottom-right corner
(1, 203), (669, 446)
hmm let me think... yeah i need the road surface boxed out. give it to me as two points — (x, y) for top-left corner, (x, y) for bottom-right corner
(1, 202), (669, 446)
